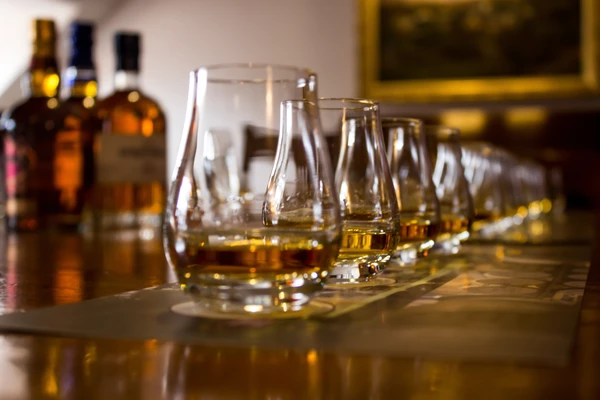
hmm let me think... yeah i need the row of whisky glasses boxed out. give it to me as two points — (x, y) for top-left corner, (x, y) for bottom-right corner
(462, 142), (563, 240)
(163, 64), (557, 317)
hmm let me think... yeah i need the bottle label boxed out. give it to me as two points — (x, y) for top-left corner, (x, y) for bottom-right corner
(96, 134), (166, 184)
(4, 136), (37, 217)
(54, 129), (83, 211)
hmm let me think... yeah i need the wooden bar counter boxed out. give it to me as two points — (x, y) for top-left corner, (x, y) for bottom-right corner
(0, 218), (598, 400)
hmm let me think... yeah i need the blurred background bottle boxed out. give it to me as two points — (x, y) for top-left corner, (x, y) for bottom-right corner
(93, 32), (166, 234)
(1, 19), (61, 231)
(1, 20), (97, 232)
(50, 21), (97, 229)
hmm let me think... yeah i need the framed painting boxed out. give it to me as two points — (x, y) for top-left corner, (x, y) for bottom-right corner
(360, 0), (600, 101)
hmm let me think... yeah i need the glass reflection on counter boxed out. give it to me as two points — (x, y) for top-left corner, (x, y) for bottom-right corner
(0, 333), (589, 399)
(0, 231), (170, 313)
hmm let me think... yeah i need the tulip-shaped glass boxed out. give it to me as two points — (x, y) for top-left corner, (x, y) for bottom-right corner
(320, 99), (400, 284)
(383, 118), (440, 266)
(164, 65), (341, 316)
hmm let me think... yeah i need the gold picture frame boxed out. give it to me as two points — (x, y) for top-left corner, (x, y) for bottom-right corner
(360, 0), (600, 102)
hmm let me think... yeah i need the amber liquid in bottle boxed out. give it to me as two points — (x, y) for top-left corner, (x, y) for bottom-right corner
(47, 22), (97, 229)
(93, 33), (166, 231)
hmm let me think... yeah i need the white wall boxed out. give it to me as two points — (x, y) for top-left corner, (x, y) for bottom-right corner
(94, 0), (358, 176)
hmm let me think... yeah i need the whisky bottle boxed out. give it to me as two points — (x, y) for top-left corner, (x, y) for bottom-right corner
(1, 19), (62, 231)
(50, 21), (97, 229)
(93, 32), (166, 232)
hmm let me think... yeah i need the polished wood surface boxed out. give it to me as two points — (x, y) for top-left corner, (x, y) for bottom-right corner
(0, 222), (598, 400)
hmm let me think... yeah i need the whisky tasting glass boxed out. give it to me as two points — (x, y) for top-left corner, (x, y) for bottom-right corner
(319, 99), (399, 284)
(509, 160), (554, 241)
(461, 142), (505, 237)
(424, 125), (474, 255)
(520, 160), (550, 219)
(383, 118), (440, 266)
(164, 64), (341, 316)
(497, 154), (554, 242)
(495, 150), (518, 219)
(498, 151), (533, 228)
(547, 166), (566, 215)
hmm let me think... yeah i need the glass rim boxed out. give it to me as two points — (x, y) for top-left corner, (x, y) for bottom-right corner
(462, 140), (497, 157)
(462, 140), (496, 151)
(193, 62), (315, 84)
(424, 124), (460, 137)
(281, 99), (317, 106)
(381, 117), (423, 127)
(318, 98), (379, 111)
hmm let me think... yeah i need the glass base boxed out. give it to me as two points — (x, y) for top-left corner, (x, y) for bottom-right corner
(180, 278), (325, 315)
(432, 238), (461, 256)
(325, 276), (396, 289)
(326, 261), (386, 284)
(171, 300), (333, 319)
(388, 240), (435, 268)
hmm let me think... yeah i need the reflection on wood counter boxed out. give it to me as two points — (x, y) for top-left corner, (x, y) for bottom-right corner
(0, 231), (170, 313)
(0, 218), (597, 399)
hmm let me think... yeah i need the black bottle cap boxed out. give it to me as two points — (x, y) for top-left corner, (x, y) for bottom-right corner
(69, 22), (94, 69)
(115, 32), (140, 72)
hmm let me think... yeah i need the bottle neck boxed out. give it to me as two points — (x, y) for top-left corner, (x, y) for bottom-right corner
(115, 70), (140, 91)
(63, 66), (98, 106)
(23, 54), (60, 98)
